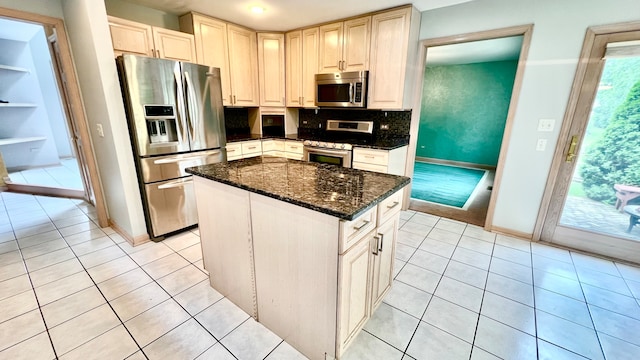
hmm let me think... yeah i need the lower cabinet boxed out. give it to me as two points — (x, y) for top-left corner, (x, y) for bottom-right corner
(225, 140), (262, 160)
(337, 212), (398, 357)
(352, 146), (407, 176)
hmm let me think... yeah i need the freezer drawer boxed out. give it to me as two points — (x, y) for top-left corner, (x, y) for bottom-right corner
(140, 149), (224, 183)
(145, 177), (198, 237)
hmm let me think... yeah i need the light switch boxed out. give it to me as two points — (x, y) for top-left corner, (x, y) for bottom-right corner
(536, 139), (547, 151)
(96, 124), (104, 138)
(538, 119), (555, 132)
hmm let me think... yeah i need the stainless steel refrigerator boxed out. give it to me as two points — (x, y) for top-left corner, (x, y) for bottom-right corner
(117, 54), (226, 240)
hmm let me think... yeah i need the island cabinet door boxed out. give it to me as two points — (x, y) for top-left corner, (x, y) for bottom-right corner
(337, 232), (375, 355)
(369, 214), (398, 313)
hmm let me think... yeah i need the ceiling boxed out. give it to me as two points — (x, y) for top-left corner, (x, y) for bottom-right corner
(425, 36), (524, 66)
(122, 0), (473, 31)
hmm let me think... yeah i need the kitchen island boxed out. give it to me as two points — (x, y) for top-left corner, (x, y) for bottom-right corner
(186, 157), (410, 359)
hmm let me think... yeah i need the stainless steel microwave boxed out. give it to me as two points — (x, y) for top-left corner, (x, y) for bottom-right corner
(315, 71), (368, 108)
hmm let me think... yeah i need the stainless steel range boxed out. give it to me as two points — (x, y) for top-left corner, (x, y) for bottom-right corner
(303, 119), (374, 167)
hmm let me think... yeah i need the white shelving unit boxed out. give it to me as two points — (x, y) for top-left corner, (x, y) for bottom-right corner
(0, 137), (46, 146)
(0, 64), (29, 73)
(0, 103), (37, 107)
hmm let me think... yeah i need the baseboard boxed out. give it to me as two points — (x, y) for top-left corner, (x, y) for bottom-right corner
(415, 157), (497, 171)
(5, 182), (85, 199)
(109, 219), (150, 247)
(490, 225), (533, 240)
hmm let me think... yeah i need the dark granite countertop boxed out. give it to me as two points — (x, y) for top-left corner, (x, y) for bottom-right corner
(225, 133), (409, 150)
(186, 156), (410, 221)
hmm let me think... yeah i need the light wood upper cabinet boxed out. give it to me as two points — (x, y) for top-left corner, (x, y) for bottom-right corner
(180, 14), (232, 106)
(258, 33), (285, 107)
(318, 22), (343, 73)
(368, 6), (421, 109)
(151, 27), (196, 62)
(108, 16), (195, 62)
(285, 30), (303, 107)
(180, 14), (259, 106)
(286, 27), (319, 107)
(226, 24), (260, 107)
(318, 17), (370, 74)
(342, 17), (371, 71)
(108, 16), (154, 57)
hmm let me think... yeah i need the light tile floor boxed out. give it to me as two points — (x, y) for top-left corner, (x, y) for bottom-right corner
(1, 192), (640, 359)
(8, 158), (83, 190)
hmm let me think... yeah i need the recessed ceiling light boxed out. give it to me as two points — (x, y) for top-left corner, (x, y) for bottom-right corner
(250, 6), (266, 14)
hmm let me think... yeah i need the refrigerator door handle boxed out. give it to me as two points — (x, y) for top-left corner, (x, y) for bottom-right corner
(157, 178), (193, 190)
(184, 71), (197, 144)
(174, 65), (188, 147)
(153, 150), (221, 164)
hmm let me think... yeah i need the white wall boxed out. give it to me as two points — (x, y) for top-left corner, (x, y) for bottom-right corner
(61, 0), (147, 238)
(419, 0), (640, 236)
(104, 0), (180, 30)
(0, 0), (63, 18)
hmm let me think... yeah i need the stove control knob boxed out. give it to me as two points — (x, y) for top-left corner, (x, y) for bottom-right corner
(341, 144), (346, 149)
(333, 143), (338, 149)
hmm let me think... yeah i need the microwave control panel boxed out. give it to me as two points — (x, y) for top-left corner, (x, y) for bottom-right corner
(354, 83), (363, 102)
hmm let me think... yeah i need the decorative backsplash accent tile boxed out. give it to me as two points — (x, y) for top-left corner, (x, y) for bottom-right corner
(224, 108), (250, 136)
(298, 109), (411, 140)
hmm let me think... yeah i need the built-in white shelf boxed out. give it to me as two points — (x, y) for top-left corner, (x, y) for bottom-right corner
(0, 103), (37, 108)
(0, 64), (29, 73)
(0, 137), (46, 146)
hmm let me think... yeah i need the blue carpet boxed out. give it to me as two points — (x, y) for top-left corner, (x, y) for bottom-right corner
(411, 162), (486, 208)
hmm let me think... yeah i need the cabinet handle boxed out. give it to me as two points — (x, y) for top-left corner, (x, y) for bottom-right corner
(156, 49), (161, 58)
(377, 233), (384, 252)
(247, 146), (257, 149)
(365, 155), (375, 159)
(372, 236), (380, 255)
(353, 219), (370, 231)
(233, 95), (236, 104)
(150, 49), (155, 57)
(386, 201), (400, 210)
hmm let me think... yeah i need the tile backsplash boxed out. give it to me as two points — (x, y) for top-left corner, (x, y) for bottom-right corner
(298, 108), (412, 140)
(223, 107), (412, 140)
(223, 108), (250, 136)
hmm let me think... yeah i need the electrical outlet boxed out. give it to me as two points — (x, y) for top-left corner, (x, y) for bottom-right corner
(538, 119), (555, 132)
(96, 124), (104, 137)
(536, 138), (547, 151)
(380, 124), (389, 130)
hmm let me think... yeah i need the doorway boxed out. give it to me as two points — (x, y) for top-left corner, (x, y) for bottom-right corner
(405, 25), (533, 228)
(538, 22), (640, 264)
(0, 7), (108, 227)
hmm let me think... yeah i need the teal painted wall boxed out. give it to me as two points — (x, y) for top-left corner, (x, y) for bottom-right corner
(417, 60), (518, 166)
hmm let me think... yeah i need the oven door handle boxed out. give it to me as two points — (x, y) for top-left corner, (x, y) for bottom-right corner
(305, 147), (351, 156)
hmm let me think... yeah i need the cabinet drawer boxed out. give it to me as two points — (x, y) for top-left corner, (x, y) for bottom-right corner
(284, 140), (304, 154)
(377, 190), (402, 226)
(241, 140), (262, 155)
(352, 161), (387, 174)
(353, 148), (388, 166)
(339, 206), (377, 254)
(262, 139), (285, 152)
(226, 143), (242, 159)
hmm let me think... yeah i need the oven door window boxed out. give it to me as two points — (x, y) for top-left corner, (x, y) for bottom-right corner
(317, 83), (351, 103)
(309, 153), (344, 167)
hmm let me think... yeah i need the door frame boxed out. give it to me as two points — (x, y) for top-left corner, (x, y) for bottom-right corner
(0, 6), (109, 228)
(535, 21), (640, 243)
(404, 24), (534, 230)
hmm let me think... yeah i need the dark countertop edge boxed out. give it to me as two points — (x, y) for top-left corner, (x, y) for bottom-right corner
(225, 133), (409, 150)
(186, 167), (411, 221)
